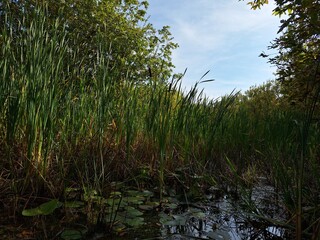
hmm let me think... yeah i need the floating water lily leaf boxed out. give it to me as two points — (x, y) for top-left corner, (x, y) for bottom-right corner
(126, 190), (153, 198)
(161, 214), (187, 226)
(138, 204), (153, 211)
(125, 196), (144, 205)
(126, 206), (143, 217)
(22, 199), (62, 216)
(164, 203), (178, 209)
(159, 212), (172, 224)
(172, 215), (187, 225)
(125, 217), (144, 227)
(163, 219), (183, 226)
(60, 229), (83, 240)
(165, 197), (179, 204)
(39, 199), (62, 215)
(141, 190), (153, 197)
(22, 207), (42, 216)
(192, 211), (206, 219)
(64, 201), (84, 208)
(148, 201), (160, 207)
(189, 208), (206, 219)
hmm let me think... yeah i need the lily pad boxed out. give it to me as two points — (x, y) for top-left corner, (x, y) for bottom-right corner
(160, 212), (187, 226)
(61, 229), (83, 240)
(172, 215), (187, 225)
(22, 207), (42, 217)
(124, 217), (144, 227)
(124, 196), (144, 205)
(164, 203), (178, 209)
(138, 204), (154, 211)
(126, 206), (143, 217)
(189, 208), (206, 219)
(22, 199), (62, 216)
(140, 190), (154, 197)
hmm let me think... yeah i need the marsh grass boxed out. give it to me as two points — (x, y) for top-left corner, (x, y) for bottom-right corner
(219, 91), (320, 238)
(1, 4), (320, 239)
(0, 5), (236, 201)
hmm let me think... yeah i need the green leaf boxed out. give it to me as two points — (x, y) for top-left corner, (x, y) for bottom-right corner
(64, 201), (85, 208)
(124, 196), (144, 205)
(141, 190), (154, 197)
(138, 204), (153, 211)
(22, 208), (42, 217)
(191, 211), (206, 219)
(39, 199), (62, 215)
(125, 217), (144, 227)
(159, 212), (172, 224)
(164, 203), (178, 210)
(22, 199), (62, 216)
(61, 229), (83, 240)
(126, 206), (143, 217)
(172, 215), (187, 225)
(190, 208), (206, 219)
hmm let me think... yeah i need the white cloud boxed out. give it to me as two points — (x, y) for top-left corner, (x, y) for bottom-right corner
(148, 0), (280, 98)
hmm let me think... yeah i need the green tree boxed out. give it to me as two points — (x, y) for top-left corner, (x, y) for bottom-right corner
(0, 0), (178, 82)
(241, 0), (320, 107)
(241, 81), (283, 118)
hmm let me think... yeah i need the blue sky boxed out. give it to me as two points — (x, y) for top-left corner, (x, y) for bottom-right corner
(147, 0), (280, 98)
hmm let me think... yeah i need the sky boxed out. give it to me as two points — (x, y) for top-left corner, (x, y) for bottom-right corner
(147, 0), (281, 98)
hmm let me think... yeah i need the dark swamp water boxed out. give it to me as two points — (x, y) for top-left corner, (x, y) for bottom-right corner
(1, 177), (292, 240)
(74, 178), (290, 240)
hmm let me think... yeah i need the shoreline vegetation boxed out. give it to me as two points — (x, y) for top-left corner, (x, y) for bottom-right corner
(1, 1), (319, 239)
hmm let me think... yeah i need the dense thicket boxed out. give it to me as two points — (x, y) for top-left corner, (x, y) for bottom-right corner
(245, 0), (320, 108)
(0, 0), (178, 82)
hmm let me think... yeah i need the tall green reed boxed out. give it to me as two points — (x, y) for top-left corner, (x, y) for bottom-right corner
(1, 5), (69, 192)
(217, 81), (320, 238)
(1, 3), (239, 206)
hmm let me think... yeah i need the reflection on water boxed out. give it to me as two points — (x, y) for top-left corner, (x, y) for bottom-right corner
(96, 178), (290, 240)
(158, 196), (288, 240)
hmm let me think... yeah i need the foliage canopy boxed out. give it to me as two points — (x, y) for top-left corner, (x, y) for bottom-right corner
(0, 0), (178, 82)
(249, 1), (319, 105)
